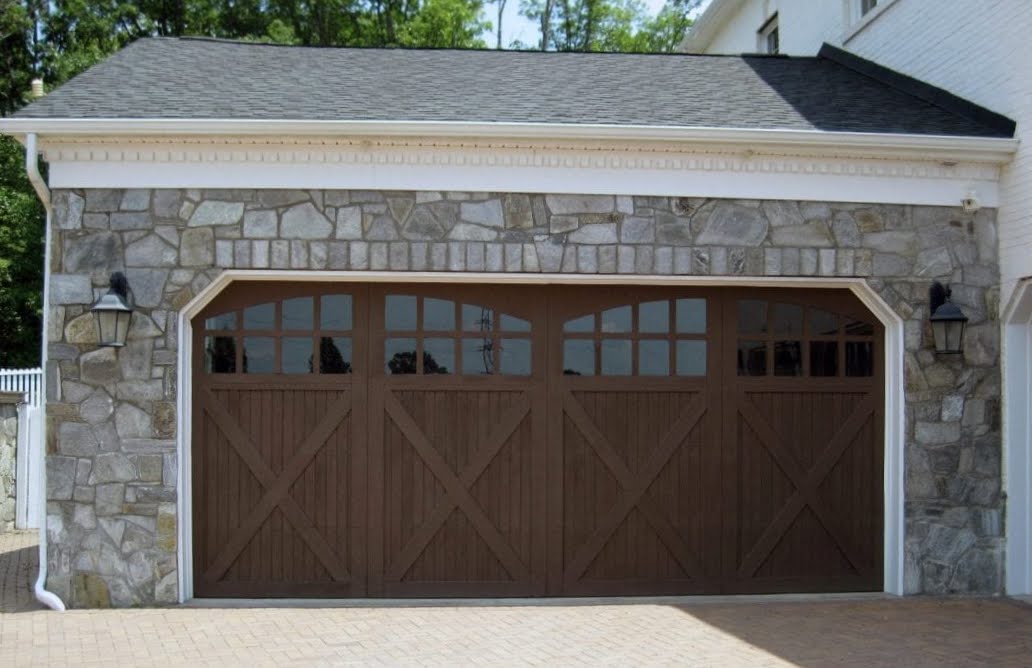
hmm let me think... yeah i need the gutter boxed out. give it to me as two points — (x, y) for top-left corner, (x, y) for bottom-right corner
(0, 118), (1019, 164)
(24, 132), (66, 612)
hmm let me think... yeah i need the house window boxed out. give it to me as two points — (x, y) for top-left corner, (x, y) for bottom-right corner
(861, 0), (878, 15)
(757, 13), (779, 54)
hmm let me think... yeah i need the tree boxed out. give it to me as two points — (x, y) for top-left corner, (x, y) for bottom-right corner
(493, 0), (507, 48)
(399, 0), (489, 48)
(0, 136), (44, 367)
(519, 0), (697, 52)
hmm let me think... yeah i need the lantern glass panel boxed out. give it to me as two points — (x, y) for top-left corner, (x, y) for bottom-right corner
(946, 320), (965, 353)
(932, 319), (947, 353)
(114, 310), (131, 346)
(95, 309), (117, 345)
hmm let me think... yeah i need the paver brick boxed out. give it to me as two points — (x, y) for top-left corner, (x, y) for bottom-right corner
(3, 531), (1032, 666)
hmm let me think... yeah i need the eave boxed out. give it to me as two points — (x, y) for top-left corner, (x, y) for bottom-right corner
(0, 118), (1019, 164)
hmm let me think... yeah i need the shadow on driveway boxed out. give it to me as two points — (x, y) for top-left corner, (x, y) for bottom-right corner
(0, 530), (43, 613)
(672, 596), (1032, 667)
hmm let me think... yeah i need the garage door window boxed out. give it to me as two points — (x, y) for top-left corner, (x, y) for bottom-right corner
(384, 294), (532, 376)
(563, 298), (707, 376)
(202, 293), (354, 374)
(737, 300), (875, 377)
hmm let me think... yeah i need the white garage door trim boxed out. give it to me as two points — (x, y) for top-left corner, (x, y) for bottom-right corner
(175, 270), (906, 601)
(1004, 278), (1032, 595)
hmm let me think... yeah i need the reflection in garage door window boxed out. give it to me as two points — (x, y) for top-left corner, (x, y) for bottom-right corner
(204, 336), (236, 373)
(563, 298), (707, 376)
(200, 292), (353, 375)
(243, 336), (275, 373)
(282, 336), (313, 374)
(385, 295), (532, 376)
(737, 299), (875, 377)
(282, 297), (313, 330)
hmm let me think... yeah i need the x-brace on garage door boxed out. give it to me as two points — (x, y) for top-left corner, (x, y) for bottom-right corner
(192, 282), (883, 597)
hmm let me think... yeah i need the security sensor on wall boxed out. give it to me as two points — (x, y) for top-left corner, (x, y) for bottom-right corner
(961, 191), (981, 212)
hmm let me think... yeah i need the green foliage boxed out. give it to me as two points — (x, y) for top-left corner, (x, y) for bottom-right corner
(519, 0), (696, 52)
(0, 136), (43, 367)
(0, 0), (35, 115)
(398, 0), (490, 48)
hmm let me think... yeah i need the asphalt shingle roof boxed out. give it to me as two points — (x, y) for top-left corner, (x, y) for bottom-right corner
(11, 37), (1014, 137)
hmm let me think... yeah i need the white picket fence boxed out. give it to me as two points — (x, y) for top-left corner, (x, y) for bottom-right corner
(1, 368), (43, 529)
(0, 367), (43, 407)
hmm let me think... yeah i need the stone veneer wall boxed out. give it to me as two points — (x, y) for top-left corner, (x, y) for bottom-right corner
(44, 188), (1002, 606)
(0, 397), (17, 532)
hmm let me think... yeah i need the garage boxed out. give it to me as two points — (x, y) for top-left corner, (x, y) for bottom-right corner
(191, 282), (883, 597)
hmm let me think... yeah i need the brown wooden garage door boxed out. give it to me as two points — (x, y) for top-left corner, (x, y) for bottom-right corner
(192, 283), (882, 597)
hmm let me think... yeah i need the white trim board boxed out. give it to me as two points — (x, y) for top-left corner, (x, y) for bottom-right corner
(25, 132), (1014, 208)
(49, 157), (1001, 208)
(1, 119), (1019, 157)
(175, 270), (906, 602)
(1004, 278), (1032, 595)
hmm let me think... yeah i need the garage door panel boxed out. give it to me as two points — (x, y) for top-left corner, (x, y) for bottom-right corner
(194, 385), (358, 596)
(583, 507), (692, 581)
(731, 387), (881, 590)
(401, 509), (514, 583)
(745, 391), (870, 469)
(558, 388), (718, 593)
(567, 390), (702, 474)
(735, 414), (796, 566)
(817, 414), (882, 575)
(469, 415), (535, 567)
(223, 507), (336, 584)
(379, 386), (539, 594)
(381, 411), (448, 571)
(755, 507), (859, 579)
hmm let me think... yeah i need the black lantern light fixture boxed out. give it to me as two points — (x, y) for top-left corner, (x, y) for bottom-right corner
(929, 281), (967, 355)
(91, 272), (134, 347)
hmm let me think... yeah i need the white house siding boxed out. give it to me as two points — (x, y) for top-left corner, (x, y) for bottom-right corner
(697, 0), (845, 55)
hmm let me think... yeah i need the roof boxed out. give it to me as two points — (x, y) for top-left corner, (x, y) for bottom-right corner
(9, 37), (1015, 138)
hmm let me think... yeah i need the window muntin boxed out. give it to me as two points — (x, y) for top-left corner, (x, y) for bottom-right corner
(201, 293), (354, 375)
(736, 300), (876, 377)
(384, 295), (532, 376)
(562, 298), (707, 376)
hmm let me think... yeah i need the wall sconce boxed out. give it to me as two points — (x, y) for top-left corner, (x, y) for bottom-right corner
(91, 272), (134, 347)
(929, 281), (967, 355)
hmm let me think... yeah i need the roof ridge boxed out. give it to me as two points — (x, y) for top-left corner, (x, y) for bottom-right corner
(157, 35), (822, 59)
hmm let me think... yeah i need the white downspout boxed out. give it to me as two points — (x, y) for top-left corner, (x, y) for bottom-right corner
(25, 132), (66, 611)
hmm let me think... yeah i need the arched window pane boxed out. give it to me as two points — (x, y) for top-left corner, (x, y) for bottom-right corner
(282, 297), (313, 331)
(244, 303), (275, 330)
(321, 294), (353, 331)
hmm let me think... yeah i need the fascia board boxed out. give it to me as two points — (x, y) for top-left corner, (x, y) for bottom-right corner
(0, 118), (1019, 164)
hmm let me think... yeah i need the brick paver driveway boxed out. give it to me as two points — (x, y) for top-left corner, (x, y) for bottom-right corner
(2, 531), (1031, 666)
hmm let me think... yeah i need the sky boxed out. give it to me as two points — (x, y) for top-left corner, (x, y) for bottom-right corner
(481, 0), (712, 49)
